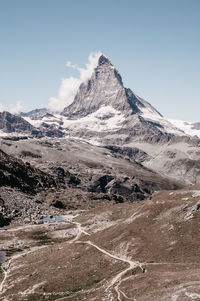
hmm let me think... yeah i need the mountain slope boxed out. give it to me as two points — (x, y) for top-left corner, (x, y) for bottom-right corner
(0, 137), (181, 199)
(0, 149), (58, 194)
(0, 111), (34, 135)
(62, 55), (162, 120)
(169, 119), (200, 138)
(0, 183), (199, 300)
(0, 111), (64, 138)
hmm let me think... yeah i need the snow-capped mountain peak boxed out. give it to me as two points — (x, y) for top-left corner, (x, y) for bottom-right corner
(98, 54), (113, 66)
(62, 54), (160, 120)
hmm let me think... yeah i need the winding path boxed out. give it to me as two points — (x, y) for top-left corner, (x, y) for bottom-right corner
(0, 216), (143, 300)
(76, 240), (144, 300)
(68, 220), (90, 242)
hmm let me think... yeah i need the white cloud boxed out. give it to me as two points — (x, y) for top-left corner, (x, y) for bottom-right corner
(0, 103), (6, 112)
(9, 100), (24, 114)
(47, 51), (102, 113)
(0, 101), (24, 114)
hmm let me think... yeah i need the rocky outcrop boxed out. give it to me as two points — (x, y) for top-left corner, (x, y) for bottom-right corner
(192, 122), (200, 130)
(106, 146), (150, 163)
(0, 213), (11, 227)
(0, 111), (34, 133)
(0, 149), (59, 194)
(0, 111), (64, 138)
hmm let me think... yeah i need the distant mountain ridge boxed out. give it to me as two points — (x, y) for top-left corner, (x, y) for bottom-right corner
(20, 108), (48, 118)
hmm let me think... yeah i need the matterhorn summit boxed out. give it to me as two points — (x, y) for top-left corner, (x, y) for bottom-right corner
(58, 54), (187, 147)
(62, 54), (161, 119)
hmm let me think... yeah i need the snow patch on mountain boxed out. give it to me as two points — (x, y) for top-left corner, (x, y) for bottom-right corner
(0, 130), (26, 138)
(0, 130), (9, 137)
(24, 114), (62, 128)
(62, 105), (125, 132)
(139, 106), (185, 136)
(24, 106), (125, 134)
(23, 117), (43, 128)
(23, 105), (200, 141)
(168, 119), (200, 138)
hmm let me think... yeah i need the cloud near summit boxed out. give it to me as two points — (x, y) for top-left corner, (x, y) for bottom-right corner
(0, 100), (23, 114)
(47, 51), (102, 113)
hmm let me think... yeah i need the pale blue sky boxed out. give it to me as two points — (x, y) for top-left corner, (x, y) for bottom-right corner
(0, 0), (199, 121)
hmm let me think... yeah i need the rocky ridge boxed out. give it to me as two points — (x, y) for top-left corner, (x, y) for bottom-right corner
(0, 149), (59, 194)
(0, 111), (34, 134)
(0, 135), (182, 226)
(0, 148), (64, 225)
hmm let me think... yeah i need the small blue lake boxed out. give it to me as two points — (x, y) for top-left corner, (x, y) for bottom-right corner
(42, 215), (72, 222)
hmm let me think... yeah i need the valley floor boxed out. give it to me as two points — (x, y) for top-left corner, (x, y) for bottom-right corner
(0, 185), (200, 301)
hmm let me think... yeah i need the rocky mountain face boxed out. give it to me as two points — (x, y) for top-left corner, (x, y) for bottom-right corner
(0, 111), (34, 134)
(61, 55), (171, 145)
(61, 55), (185, 145)
(0, 149), (59, 194)
(192, 122), (200, 130)
(0, 111), (64, 138)
(0, 138), (181, 197)
(0, 135), (182, 226)
(63, 55), (161, 119)
(0, 148), (66, 225)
